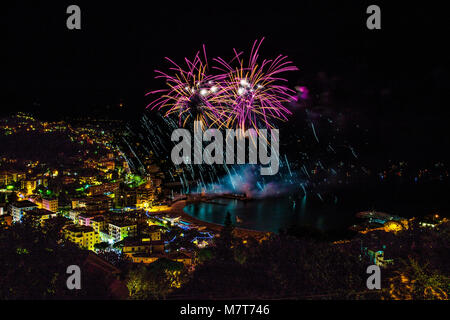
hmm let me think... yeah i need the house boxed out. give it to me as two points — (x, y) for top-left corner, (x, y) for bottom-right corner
(108, 221), (137, 242)
(91, 216), (107, 233)
(42, 197), (58, 213)
(141, 225), (164, 241)
(78, 212), (101, 227)
(63, 224), (100, 251)
(120, 237), (165, 256)
(129, 253), (165, 264)
(9, 200), (38, 222)
(168, 251), (193, 266)
(68, 208), (86, 223)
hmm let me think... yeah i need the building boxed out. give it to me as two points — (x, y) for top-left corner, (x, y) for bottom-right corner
(68, 208), (86, 223)
(72, 195), (112, 213)
(116, 188), (137, 208)
(136, 183), (155, 209)
(24, 208), (57, 226)
(121, 237), (165, 257)
(129, 253), (165, 264)
(108, 221), (137, 242)
(0, 170), (26, 185)
(168, 251), (193, 266)
(9, 200), (38, 222)
(142, 225), (163, 241)
(78, 212), (100, 227)
(419, 214), (447, 228)
(42, 197), (58, 213)
(63, 224), (100, 251)
(21, 179), (37, 195)
(91, 216), (107, 233)
(87, 182), (119, 196)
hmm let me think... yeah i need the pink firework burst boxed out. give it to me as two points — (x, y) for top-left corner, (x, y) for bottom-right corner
(146, 39), (298, 130)
(145, 45), (227, 128)
(213, 38), (298, 130)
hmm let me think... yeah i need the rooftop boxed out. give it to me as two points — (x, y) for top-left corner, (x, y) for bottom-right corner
(11, 200), (38, 209)
(26, 208), (54, 217)
(64, 224), (96, 233)
(109, 220), (136, 228)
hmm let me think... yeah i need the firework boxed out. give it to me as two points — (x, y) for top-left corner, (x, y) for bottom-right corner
(145, 45), (227, 128)
(146, 39), (298, 130)
(213, 38), (299, 130)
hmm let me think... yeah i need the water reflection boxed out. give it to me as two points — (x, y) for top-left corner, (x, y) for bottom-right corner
(183, 197), (351, 233)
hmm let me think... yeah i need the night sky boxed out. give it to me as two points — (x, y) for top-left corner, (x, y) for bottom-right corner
(3, 1), (450, 160)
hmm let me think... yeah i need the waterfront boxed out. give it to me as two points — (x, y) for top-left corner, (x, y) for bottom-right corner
(183, 180), (450, 233)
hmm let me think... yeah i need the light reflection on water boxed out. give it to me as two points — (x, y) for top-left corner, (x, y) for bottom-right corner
(183, 181), (450, 233)
(183, 197), (352, 233)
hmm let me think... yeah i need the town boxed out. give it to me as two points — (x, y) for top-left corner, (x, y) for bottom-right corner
(0, 112), (448, 300)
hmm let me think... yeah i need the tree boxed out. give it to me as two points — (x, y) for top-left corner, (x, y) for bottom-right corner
(385, 258), (449, 300)
(94, 242), (110, 252)
(214, 212), (235, 261)
(125, 259), (184, 300)
(0, 220), (111, 299)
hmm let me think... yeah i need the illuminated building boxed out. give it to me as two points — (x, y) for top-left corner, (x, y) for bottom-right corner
(9, 200), (38, 222)
(384, 220), (406, 233)
(0, 170), (26, 185)
(72, 195), (112, 213)
(91, 216), (107, 233)
(99, 160), (115, 171)
(121, 237), (165, 257)
(116, 188), (137, 208)
(42, 197), (58, 213)
(136, 183), (155, 209)
(129, 253), (165, 264)
(78, 212), (100, 227)
(419, 214), (447, 228)
(63, 224), (100, 251)
(21, 179), (37, 195)
(68, 208), (86, 223)
(87, 182), (119, 196)
(142, 225), (164, 241)
(0, 172), (7, 186)
(168, 251), (193, 266)
(34, 174), (48, 188)
(108, 221), (137, 242)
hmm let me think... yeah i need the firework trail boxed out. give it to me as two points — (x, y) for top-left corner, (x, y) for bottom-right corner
(129, 41), (368, 203)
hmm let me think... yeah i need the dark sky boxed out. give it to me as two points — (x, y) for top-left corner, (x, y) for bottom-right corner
(2, 1), (450, 160)
(3, 1), (447, 110)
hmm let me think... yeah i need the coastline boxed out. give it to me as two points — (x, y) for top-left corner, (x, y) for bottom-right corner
(163, 200), (272, 240)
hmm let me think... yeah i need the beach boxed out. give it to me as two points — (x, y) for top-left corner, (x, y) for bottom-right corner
(163, 200), (272, 241)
